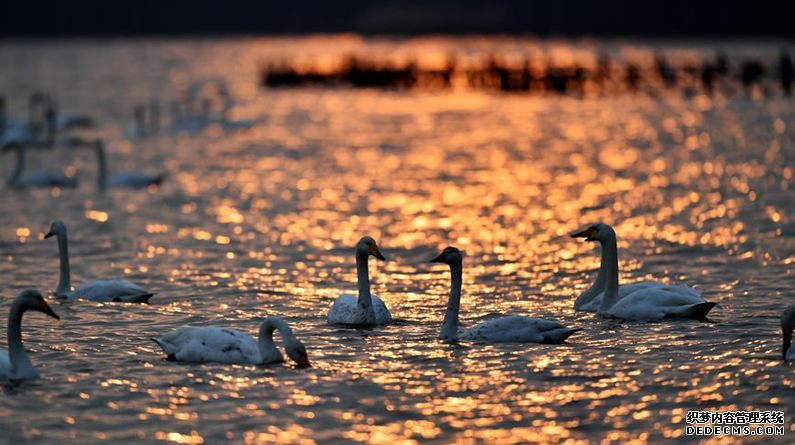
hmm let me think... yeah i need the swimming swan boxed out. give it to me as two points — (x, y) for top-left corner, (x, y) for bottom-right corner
(89, 140), (167, 189)
(327, 236), (392, 326)
(0, 289), (60, 383)
(3, 144), (78, 189)
(431, 247), (579, 343)
(151, 316), (310, 367)
(571, 223), (716, 321)
(45, 220), (154, 303)
(782, 303), (795, 360)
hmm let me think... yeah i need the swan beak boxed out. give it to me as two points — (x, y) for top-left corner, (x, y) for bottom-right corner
(39, 299), (60, 320)
(429, 252), (446, 263)
(370, 244), (386, 261)
(296, 352), (310, 368)
(44, 230), (55, 239)
(571, 227), (597, 241)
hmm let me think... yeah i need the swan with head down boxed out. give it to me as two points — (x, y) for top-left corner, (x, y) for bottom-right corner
(430, 247), (579, 343)
(327, 236), (393, 326)
(45, 220), (154, 303)
(571, 223), (716, 321)
(152, 316), (309, 367)
(0, 289), (60, 383)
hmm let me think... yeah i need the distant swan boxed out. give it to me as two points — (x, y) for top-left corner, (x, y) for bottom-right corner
(3, 144), (78, 189)
(89, 140), (167, 189)
(571, 223), (716, 321)
(0, 289), (60, 383)
(152, 316), (309, 367)
(782, 303), (795, 360)
(431, 247), (579, 343)
(327, 236), (393, 326)
(45, 220), (154, 303)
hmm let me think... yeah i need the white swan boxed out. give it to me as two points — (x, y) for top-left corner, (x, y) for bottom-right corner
(431, 247), (579, 343)
(89, 140), (167, 189)
(571, 223), (716, 321)
(327, 236), (393, 326)
(782, 303), (795, 360)
(3, 144), (78, 189)
(151, 316), (309, 367)
(0, 289), (60, 383)
(45, 220), (154, 303)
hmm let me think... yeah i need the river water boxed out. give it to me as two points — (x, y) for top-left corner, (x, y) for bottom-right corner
(1, 37), (794, 445)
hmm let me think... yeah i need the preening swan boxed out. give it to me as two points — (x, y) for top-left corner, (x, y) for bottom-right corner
(327, 236), (393, 326)
(3, 144), (78, 189)
(151, 316), (310, 367)
(430, 247), (579, 343)
(571, 223), (716, 321)
(0, 289), (60, 383)
(45, 220), (154, 303)
(88, 140), (167, 189)
(782, 303), (795, 360)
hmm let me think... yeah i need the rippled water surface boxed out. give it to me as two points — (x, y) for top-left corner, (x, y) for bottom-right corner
(1, 37), (795, 445)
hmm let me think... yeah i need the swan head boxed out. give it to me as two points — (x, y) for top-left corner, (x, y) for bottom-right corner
(430, 246), (463, 266)
(44, 220), (67, 239)
(571, 223), (616, 243)
(356, 236), (386, 261)
(781, 303), (795, 359)
(285, 340), (310, 368)
(16, 289), (60, 320)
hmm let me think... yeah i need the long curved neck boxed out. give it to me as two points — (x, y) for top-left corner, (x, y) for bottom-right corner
(440, 262), (462, 340)
(355, 251), (377, 324)
(597, 237), (620, 313)
(574, 244), (608, 309)
(783, 319), (794, 359)
(95, 144), (107, 188)
(258, 318), (296, 361)
(7, 146), (24, 186)
(55, 231), (72, 296)
(7, 301), (34, 377)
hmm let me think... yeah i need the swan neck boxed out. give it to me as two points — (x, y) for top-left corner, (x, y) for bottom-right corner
(95, 143), (107, 188)
(356, 252), (376, 324)
(55, 231), (72, 295)
(575, 245), (609, 309)
(440, 263), (462, 340)
(258, 318), (295, 362)
(7, 300), (33, 375)
(783, 320), (794, 359)
(598, 237), (620, 312)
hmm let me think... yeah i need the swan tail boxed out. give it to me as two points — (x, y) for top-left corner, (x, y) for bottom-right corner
(150, 337), (177, 360)
(543, 328), (581, 344)
(120, 293), (154, 303)
(673, 302), (717, 321)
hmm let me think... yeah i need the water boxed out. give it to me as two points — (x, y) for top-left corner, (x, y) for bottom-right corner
(1, 37), (794, 445)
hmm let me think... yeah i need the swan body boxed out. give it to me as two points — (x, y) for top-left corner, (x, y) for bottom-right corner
(571, 223), (716, 321)
(45, 220), (154, 303)
(327, 236), (393, 326)
(431, 247), (578, 343)
(152, 317), (309, 367)
(88, 140), (167, 189)
(3, 144), (78, 188)
(0, 289), (60, 383)
(782, 304), (795, 360)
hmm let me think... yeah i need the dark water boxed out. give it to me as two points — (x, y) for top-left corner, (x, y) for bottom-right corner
(1, 37), (794, 445)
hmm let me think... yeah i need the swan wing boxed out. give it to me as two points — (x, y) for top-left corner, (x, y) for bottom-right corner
(579, 281), (701, 312)
(372, 294), (393, 325)
(0, 349), (11, 381)
(152, 327), (260, 364)
(17, 171), (78, 188)
(461, 315), (578, 343)
(70, 279), (153, 303)
(607, 287), (713, 321)
(328, 293), (392, 325)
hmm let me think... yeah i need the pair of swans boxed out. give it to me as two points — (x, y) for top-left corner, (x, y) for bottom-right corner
(45, 220), (154, 303)
(571, 223), (717, 321)
(327, 236), (579, 344)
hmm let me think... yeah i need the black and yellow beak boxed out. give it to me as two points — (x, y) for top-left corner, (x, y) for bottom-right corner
(39, 299), (60, 320)
(44, 230), (55, 239)
(571, 227), (598, 242)
(369, 244), (386, 261)
(429, 252), (446, 263)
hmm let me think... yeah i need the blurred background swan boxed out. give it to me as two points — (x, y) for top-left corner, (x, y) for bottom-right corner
(430, 247), (579, 343)
(3, 143), (78, 189)
(79, 139), (168, 189)
(0, 289), (60, 383)
(782, 303), (795, 360)
(327, 236), (392, 326)
(152, 316), (309, 367)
